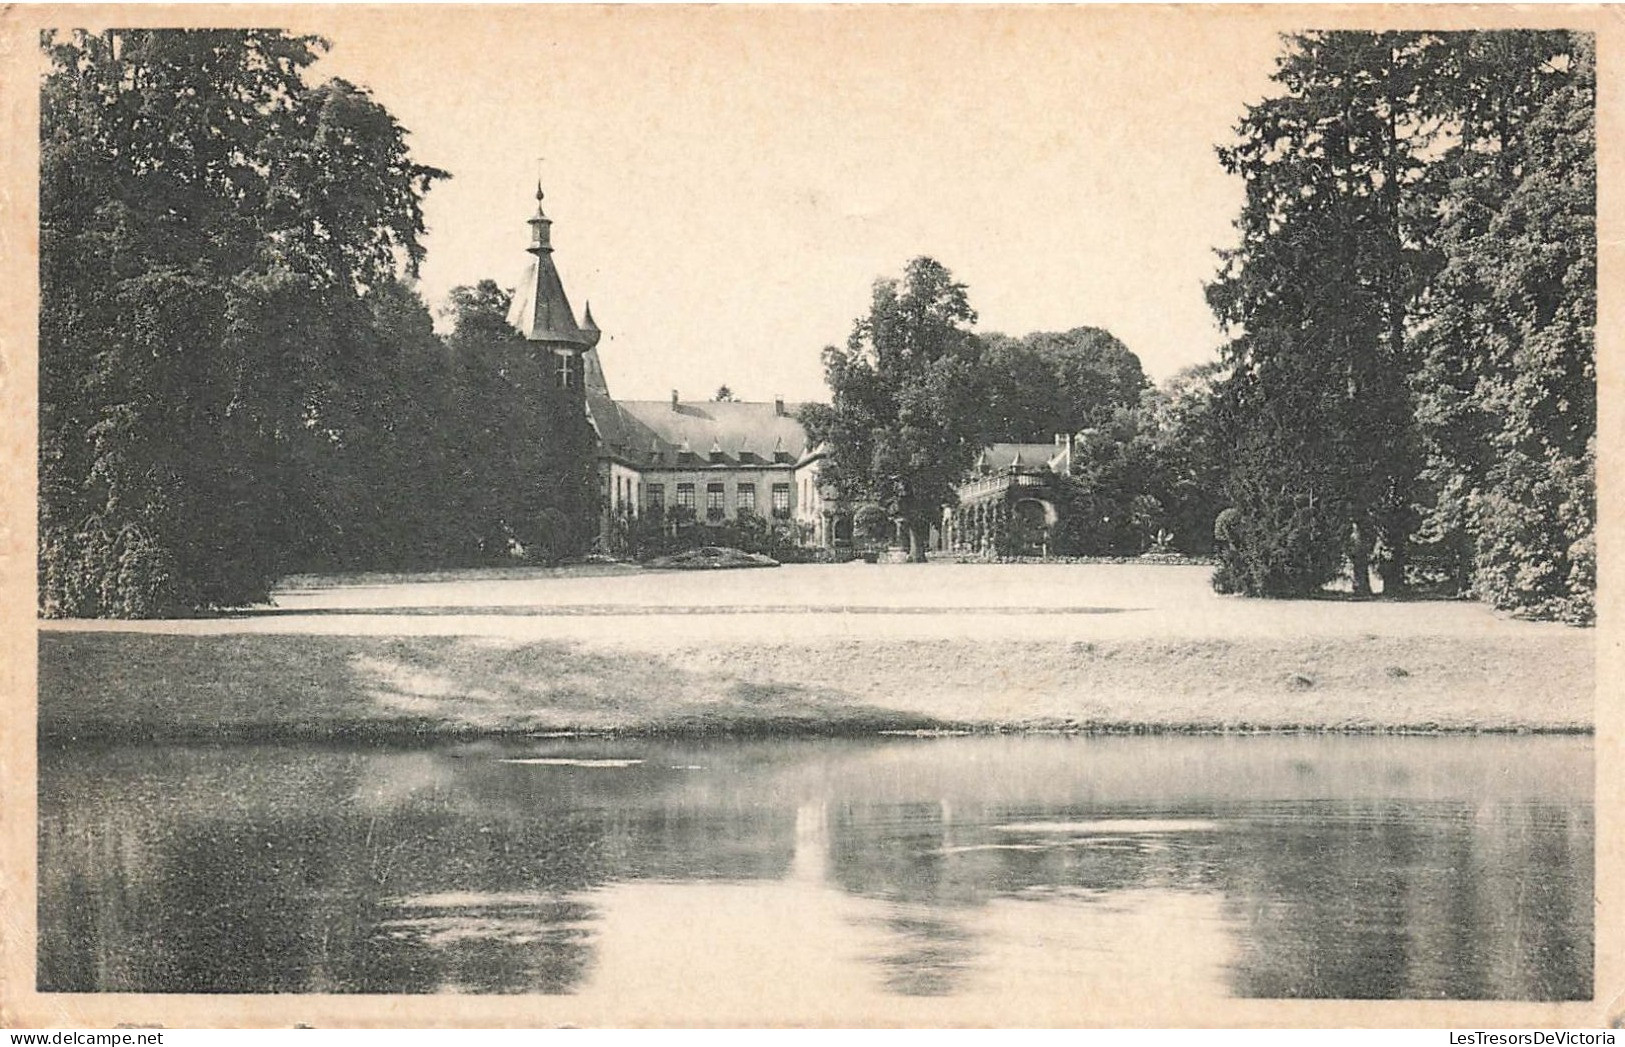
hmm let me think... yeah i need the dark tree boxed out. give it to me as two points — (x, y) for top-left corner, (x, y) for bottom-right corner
(440, 281), (598, 565)
(1052, 407), (1161, 557)
(38, 29), (446, 615)
(1139, 362), (1230, 555)
(1209, 331), (1356, 595)
(1207, 29), (1594, 620)
(1208, 31), (1438, 597)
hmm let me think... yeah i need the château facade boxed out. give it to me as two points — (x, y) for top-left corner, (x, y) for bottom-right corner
(505, 185), (1105, 559)
(505, 187), (834, 549)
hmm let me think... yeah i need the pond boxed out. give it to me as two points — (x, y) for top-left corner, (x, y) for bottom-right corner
(38, 733), (1592, 1002)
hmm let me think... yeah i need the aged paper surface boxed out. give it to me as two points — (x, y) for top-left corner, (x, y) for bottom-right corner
(1, 3), (1620, 1028)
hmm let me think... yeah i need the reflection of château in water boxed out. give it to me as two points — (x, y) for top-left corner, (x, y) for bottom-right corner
(39, 736), (1591, 1001)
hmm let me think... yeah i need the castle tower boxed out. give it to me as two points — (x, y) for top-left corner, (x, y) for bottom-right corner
(505, 183), (601, 391)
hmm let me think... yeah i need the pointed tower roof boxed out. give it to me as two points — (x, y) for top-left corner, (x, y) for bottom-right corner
(581, 336), (612, 398)
(506, 183), (601, 351)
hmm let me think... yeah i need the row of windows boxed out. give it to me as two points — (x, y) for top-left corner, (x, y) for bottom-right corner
(646, 482), (792, 518)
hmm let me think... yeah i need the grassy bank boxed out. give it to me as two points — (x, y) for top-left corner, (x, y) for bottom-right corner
(38, 626), (1593, 742)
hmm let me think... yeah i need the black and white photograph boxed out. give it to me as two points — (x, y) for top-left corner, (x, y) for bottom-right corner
(2, 4), (1615, 1029)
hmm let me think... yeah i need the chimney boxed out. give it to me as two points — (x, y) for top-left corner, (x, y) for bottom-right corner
(671, 389), (679, 411)
(774, 395), (786, 417)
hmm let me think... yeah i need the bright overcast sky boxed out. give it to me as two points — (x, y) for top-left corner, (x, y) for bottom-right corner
(299, 7), (1290, 403)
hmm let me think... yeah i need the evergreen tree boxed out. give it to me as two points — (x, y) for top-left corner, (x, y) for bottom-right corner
(1209, 31), (1440, 597)
(1210, 332), (1353, 595)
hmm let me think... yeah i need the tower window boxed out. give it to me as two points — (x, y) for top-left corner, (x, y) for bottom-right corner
(555, 353), (582, 390)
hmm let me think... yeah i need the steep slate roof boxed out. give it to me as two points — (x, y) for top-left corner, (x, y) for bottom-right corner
(605, 399), (814, 468)
(505, 187), (600, 350)
(506, 257), (597, 345)
(500, 188), (818, 472)
(978, 442), (1068, 473)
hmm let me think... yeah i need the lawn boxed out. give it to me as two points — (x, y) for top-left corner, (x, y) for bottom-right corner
(38, 562), (1594, 739)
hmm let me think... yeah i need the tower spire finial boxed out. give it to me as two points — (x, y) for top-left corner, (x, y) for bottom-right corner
(508, 183), (600, 352)
(527, 175), (553, 253)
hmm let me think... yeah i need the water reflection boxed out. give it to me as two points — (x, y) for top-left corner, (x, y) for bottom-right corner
(38, 734), (1591, 1000)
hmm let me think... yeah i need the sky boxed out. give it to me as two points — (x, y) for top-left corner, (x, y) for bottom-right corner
(297, 7), (1290, 404)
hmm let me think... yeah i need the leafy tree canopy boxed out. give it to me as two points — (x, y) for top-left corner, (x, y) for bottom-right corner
(39, 29), (448, 615)
(804, 257), (985, 561)
(976, 326), (1147, 442)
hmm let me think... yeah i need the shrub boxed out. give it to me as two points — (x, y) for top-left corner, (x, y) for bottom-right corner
(1211, 492), (1344, 598)
(853, 503), (891, 540)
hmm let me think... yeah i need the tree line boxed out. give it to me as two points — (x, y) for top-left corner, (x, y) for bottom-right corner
(40, 28), (1593, 623)
(807, 29), (1594, 625)
(39, 30), (594, 617)
(801, 258), (1222, 562)
(1207, 29), (1594, 621)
